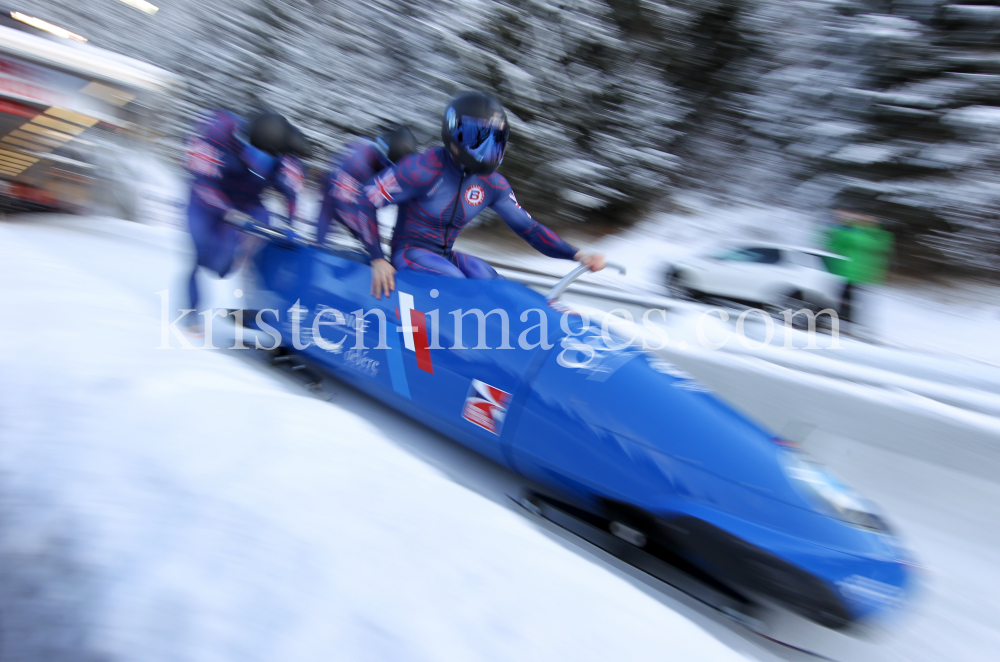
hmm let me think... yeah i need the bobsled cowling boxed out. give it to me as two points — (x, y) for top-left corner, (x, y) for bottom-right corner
(248, 239), (914, 628)
(513, 327), (912, 627)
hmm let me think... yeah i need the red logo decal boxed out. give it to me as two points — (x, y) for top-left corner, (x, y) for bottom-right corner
(398, 292), (433, 374)
(464, 185), (485, 206)
(462, 380), (511, 435)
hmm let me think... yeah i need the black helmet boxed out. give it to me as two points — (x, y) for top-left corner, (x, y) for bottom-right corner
(288, 126), (310, 159)
(440, 91), (509, 175)
(248, 111), (293, 156)
(377, 126), (418, 164)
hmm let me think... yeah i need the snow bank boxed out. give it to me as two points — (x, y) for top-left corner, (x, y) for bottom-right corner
(0, 221), (747, 661)
(465, 195), (1000, 368)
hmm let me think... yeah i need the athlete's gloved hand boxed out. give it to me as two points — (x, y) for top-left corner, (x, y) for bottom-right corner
(371, 258), (396, 300)
(574, 251), (606, 272)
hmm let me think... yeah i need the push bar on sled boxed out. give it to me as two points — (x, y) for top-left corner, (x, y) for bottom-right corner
(225, 211), (628, 298)
(547, 262), (626, 301)
(223, 211), (295, 244)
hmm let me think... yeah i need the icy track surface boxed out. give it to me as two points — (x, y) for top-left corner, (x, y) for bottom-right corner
(4, 215), (1000, 662)
(0, 218), (750, 661)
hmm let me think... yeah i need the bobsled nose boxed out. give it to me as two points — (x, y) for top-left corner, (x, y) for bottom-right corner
(654, 514), (914, 629)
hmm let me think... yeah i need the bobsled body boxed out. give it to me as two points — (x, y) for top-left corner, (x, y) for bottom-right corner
(250, 240), (913, 629)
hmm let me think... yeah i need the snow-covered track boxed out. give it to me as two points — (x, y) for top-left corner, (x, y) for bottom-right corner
(2, 215), (998, 661)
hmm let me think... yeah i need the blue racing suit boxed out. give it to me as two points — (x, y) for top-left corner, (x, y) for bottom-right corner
(184, 110), (302, 313)
(352, 147), (577, 278)
(315, 138), (391, 246)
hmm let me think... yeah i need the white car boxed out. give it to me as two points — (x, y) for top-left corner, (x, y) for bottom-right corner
(664, 244), (847, 317)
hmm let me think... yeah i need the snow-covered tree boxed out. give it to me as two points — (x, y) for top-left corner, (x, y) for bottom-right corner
(14, 0), (1000, 275)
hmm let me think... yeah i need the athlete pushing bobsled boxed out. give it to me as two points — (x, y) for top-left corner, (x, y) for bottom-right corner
(315, 126), (418, 247)
(351, 91), (606, 298)
(183, 110), (305, 334)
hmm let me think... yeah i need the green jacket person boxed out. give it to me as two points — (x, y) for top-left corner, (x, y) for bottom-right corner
(825, 211), (894, 325)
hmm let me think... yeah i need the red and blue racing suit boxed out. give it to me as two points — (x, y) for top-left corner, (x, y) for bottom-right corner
(315, 139), (391, 246)
(184, 109), (301, 312)
(352, 147), (577, 278)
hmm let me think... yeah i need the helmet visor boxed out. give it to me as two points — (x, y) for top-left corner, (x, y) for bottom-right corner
(449, 113), (509, 166)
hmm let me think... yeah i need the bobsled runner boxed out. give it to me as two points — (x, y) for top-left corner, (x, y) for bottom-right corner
(239, 221), (915, 636)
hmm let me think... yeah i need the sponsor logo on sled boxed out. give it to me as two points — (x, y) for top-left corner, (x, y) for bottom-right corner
(462, 379), (511, 435)
(345, 348), (379, 377)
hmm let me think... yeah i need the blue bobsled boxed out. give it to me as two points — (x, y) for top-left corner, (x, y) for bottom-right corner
(247, 232), (914, 629)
